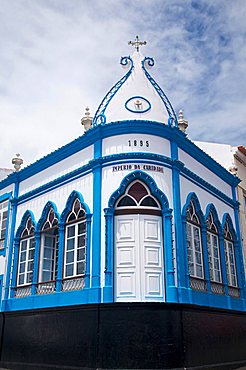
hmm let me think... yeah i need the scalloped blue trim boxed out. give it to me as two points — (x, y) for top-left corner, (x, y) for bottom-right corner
(141, 57), (178, 126)
(182, 192), (206, 225)
(108, 170), (170, 209)
(204, 203), (223, 234)
(36, 201), (60, 232)
(93, 56), (134, 126)
(125, 96), (151, 113)
(15, 210), (36, 240)
(60, 190), (91, 224)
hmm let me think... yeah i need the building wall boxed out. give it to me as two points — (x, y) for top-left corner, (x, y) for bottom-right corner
(0, 122), (244, 312)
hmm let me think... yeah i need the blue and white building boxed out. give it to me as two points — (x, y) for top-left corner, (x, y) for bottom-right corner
(0, 40), (245, 369)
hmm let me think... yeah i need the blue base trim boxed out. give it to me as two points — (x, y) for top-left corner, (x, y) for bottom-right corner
(3, 288), (102, 312)
(102, 286), (114, 303)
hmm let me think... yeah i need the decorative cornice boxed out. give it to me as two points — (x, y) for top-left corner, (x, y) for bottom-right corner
(181, 167), (236, 208)
(0, 121), (238, 192)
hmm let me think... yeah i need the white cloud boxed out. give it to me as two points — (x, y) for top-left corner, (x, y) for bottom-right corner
(0, 0), (245, 169)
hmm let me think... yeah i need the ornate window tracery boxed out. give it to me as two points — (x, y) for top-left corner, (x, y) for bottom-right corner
(115, 181), (161, 214)
(63, 198), (86, 291)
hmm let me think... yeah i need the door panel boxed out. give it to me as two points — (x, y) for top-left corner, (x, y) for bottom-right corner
(115, 216), (139, 300)
(115, 214), (164, 302)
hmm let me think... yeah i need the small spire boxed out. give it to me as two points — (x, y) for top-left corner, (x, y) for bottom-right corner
(12, 153), (23, 172)
(81, 106), (93, 131)
(128, 36), (147, 52)
(178, 109), (188, 132)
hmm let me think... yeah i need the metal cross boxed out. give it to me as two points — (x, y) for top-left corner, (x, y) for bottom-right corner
(128, 36), (147, 52)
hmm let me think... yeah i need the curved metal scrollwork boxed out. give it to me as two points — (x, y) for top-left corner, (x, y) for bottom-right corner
(93, 56), (134, 126)
(142, 57), (178, 126)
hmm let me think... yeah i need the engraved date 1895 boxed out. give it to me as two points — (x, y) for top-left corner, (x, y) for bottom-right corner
(128, 140), (149, 147)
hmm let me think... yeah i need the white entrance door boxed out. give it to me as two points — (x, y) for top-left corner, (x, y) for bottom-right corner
(114, 214), (164, 302)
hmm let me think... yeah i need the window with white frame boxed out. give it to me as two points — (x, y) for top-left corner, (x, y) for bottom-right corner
(206, 212), (222, 283)
(0, 200), (8, 250)
(64, 198), (86, 280)
(224, 221), (238, 287)
(17, 216), (35, 286)
(39, 207), (59, 283)
(186, 200), (204, 279)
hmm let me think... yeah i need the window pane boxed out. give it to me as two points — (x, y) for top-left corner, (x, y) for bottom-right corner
(77, 261), (85, 275)
(117, 196), (137, 207)
(30, 238), (35, 249)
(44, 236), (53, 247)
(19, 263), (25, 273)
(128, 182), (148, 202)
(27, 261), (34, 271)
(26, 272), (33, 283)
(78, 235), (85, 248)
(43, 260), (52, 270)
(20, 251), (26, 262)
(186, 223), (192, 238)
(195, 252), (201, 265)
(67, 225), (75, 238)
(20, 240), (27, 251)
(67, 213), (76, 222)
(77, 248), (85, 262)
(78, 222), (86, 235)
(44, 247), (52, 258)
(18, 274), (24, 285)
(140, 196), (159, 207)
(66, 238), (75, 251)
(66, 251), (74, 264)
(188, 263), (194, 276)
(65, 264), (73, 277)
(196, 265), (203, 278)
(42, 271), (51, 282)
(28, 248), (34, 259)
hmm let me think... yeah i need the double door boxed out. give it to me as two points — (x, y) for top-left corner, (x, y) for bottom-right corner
(115, 214), (164, 302)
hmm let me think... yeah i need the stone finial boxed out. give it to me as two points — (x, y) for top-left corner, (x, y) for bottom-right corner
(229, 165), (238, 175)
(81, 107), (93, 131)
(178, 109), (188, 132)
(12, 153), (23, 172)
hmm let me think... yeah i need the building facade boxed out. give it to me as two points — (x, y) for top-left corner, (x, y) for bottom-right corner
(0, 45), (245, 369)
(196, 142), (246, 272)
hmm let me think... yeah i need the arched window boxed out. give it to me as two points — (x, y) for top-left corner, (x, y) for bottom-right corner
(115, 181), (161, 214)
(63, 198), (86, 291)
(17, 216), (35, 287)
(206, 212), (222, 284)
(186, 200), (204, 281)
(223, 221), (238, 288)
(37, 207), (59, 294)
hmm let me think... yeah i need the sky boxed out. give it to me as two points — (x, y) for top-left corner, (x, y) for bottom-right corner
(0, 0), (246, 169)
